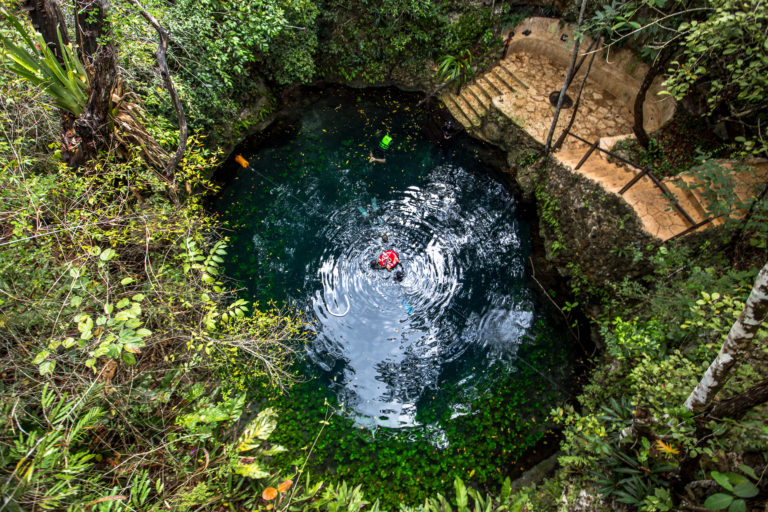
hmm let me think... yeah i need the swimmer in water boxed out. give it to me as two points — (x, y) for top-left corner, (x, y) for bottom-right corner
(371, 249), (405, 281)
(369, 134), (392, 163)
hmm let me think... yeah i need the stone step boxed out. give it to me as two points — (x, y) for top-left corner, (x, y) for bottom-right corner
(450, 94), (482, 126)
(440, 94), (477, 129)
(489, 68), (517, 95)
(667, 176), (718, 225)
(556, 150), (633, 194)
(468, 80), (495, 103)
(498, 61), (530, 90)
(462, 85), (490, 117)
(650, 179), (709, 228)
(476, 76), (503, 98)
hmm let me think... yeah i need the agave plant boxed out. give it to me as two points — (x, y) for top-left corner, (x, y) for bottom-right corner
(0, 11), (89, 116)
(435, 49), (474, 93)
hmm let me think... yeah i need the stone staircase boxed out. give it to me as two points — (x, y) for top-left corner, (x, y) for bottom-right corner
(439, 40), (768, 242)
(437, 51), (768, 242)
(440, 64), (527, 130)
(555, 149), (710, 241)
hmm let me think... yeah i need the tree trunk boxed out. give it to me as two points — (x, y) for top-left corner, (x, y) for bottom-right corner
(71, 0), (117, 161)
(21, 0), (69, 56)
(552, 37), (600, 151)
(633, 44), (676, 148)
(685, 262), (768, 412)
(544, 0), (588, 154)
(75, 43), (117, 158)
(74, 0), (109, 63)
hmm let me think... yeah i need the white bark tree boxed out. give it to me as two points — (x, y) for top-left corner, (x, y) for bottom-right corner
(685, 261), (768, 413)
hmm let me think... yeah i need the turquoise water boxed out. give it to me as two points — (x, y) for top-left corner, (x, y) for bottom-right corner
(215, 88), (574, 431)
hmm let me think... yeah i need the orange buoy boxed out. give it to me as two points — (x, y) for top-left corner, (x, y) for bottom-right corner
(235, 154), (249, 168)
(378, 250), (400, 270)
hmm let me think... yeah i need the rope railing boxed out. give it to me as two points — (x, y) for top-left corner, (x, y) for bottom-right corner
(564, 131), (699, 227)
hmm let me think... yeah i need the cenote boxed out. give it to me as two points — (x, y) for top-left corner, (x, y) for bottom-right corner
(213, 87), (578, 504)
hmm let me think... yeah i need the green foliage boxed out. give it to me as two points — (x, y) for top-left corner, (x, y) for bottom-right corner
(602, 316), (666, 361)
(160, 0), (318, 132)
(664, 0), (768, 156)
(704, 467), (760, 512)
(0, 55), (302, 510)
(319, 1), (496, 83)
(436, 50), (474, 92)
(536, 185), (566, 257)
(0, 9), (88, 115)
(1, 383), (104, 509)
(231, 407), (285, 479)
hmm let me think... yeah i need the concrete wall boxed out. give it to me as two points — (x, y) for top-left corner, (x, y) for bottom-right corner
(507, 17), (676, 133)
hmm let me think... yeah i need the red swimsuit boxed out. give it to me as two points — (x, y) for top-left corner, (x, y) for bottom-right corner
(378, 250), (400, 270)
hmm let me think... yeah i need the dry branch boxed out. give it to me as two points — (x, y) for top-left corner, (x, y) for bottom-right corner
(127, 0), (188, 179)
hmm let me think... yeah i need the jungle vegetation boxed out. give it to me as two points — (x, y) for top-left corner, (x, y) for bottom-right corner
(0, 0), (766, 510)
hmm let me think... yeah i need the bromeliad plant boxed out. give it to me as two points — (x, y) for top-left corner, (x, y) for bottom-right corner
(0, 10), (89, 115)
(436, 49), (474, 93)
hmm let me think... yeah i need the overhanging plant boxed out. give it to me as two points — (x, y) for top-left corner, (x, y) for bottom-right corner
(0, 10), (89, 115)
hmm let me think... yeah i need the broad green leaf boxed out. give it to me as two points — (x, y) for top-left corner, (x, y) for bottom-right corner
(728, 499), (746, 512)
(732, 481), (758, 499)
(32, 350), (50, 365)
(234, 459), (269, 479)
(454, 477), (468, 510)
(737, 464), (758, 480)
(38, 360), (55, 376)
(261, 444), (287, 456)
(704, 493), (734, 510)
(236, 407), (278, 452)
(100, 248), (116, 261)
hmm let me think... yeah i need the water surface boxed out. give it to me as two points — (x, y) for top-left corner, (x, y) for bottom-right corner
(215, 88), (573, 430)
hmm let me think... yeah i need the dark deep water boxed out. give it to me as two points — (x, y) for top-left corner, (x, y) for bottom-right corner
(214, 87), (575, 432)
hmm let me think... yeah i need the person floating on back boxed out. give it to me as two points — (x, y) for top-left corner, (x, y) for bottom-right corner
(370, 249), (404, 281)
(369, 134), (392, 163)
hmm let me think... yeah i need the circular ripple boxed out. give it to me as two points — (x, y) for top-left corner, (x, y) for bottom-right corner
(304, 164), (530, 427)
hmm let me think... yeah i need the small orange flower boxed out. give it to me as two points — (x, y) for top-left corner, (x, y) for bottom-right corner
(262, 487), (278, 501)
(655, 439), (680, 456)
(277, 479), (293, 493)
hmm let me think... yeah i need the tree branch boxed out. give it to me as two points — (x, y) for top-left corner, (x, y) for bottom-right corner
(685, 261), (768, 412)
(708, 378), (768, 420)
(127, 0), (187, 180)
